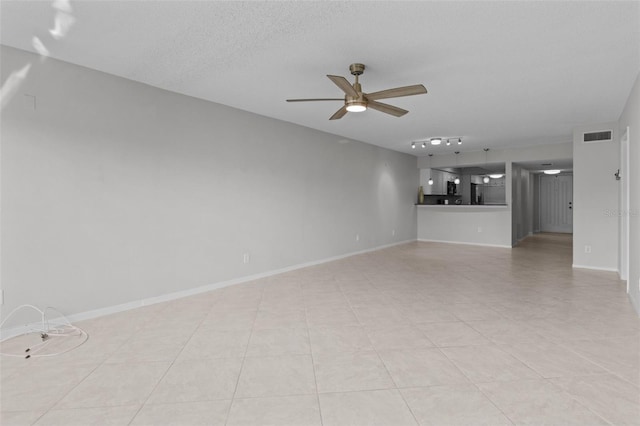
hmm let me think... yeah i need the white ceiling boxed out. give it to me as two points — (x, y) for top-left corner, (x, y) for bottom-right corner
(1, 1), (639, 157)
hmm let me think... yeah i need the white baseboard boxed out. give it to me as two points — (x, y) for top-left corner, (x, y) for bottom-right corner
(1, 239), (415, 340)
(571, 264), (619, 273)
(515, 233), (534, 245)
(417, 239), (511, 249)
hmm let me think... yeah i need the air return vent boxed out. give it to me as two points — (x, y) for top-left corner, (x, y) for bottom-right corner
(583, 130), (612, 143)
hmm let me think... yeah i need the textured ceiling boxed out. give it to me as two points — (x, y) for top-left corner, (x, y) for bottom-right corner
(1, 1), (639, 157)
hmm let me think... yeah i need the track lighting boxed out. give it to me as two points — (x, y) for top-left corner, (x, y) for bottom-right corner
(409, 137), (463, 149)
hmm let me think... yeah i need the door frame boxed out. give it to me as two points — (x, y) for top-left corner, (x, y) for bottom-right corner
(620, 127), (630, 287)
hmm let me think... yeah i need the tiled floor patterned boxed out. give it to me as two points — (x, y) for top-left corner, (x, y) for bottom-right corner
(1, 234), (639, 425)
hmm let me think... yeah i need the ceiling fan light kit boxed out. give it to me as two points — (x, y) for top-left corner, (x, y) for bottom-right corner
(287, 63), (427, 120)
(345, 100), (367, 112)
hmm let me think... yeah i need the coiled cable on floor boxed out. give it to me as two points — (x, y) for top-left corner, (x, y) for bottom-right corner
(0, 304), (88, 359)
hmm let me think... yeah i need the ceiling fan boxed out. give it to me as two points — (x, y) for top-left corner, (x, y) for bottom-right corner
(286, 63), (428, 120)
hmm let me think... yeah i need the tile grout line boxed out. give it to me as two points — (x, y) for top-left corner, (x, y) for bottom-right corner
(303, 280), (325, 426)
(126, 301), (221, 425)
(340, 274), (422, 426)
(223, 284), (265, 426)
(420, 323), (519, 426)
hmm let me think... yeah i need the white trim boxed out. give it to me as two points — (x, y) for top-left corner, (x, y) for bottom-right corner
(1, 239), (415, 340)
(571, 264), (619, 273)
(619, 126), (630, 282)
(629, 290), (639, 316)
(417, 239), (511, 249)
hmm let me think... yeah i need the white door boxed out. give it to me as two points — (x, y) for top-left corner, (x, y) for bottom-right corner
(539, 174), (573, 233)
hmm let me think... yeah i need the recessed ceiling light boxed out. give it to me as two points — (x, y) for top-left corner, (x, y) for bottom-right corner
(544, 169), (561, 175)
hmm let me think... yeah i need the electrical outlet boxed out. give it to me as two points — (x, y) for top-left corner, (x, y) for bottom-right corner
(477, 227), (483, 233)
(356, 234), (360, 241)
(584, 245), (591, 254)
(243, 253), (250, 264)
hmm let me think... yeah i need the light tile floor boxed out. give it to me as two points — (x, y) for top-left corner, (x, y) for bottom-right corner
(1, 234), (639, 425)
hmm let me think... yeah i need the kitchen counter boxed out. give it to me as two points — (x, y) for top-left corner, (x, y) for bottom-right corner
(415, 204), (508, 209)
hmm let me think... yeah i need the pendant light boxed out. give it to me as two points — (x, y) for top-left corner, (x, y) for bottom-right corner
(453, 152), (461, 184)
(428, 154), (434, 185)
(482, 148), (490, 183)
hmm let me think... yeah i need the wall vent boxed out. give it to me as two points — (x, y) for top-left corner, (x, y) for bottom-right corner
(583, 130), (612, 143)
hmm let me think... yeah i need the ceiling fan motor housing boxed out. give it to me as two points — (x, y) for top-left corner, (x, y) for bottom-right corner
(349, 63), (365, 76)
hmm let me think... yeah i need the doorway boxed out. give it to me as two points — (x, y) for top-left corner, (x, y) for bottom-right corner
(539, 174), (573, 233)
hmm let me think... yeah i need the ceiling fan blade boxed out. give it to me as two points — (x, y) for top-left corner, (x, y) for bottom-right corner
(365, 84), (427, 101)
(286, 98), (344, 102)
(329, 105), (348, 120)
(327, 75), (358, 97)
(367, 100), (408, 117)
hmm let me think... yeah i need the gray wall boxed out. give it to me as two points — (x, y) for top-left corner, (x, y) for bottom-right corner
(0, 46), (418, 326)
(572, 122), (620, 270)
(618, 72), (640, 314)
(511, 165), (532, 246)
(417, 206), (512, 247)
